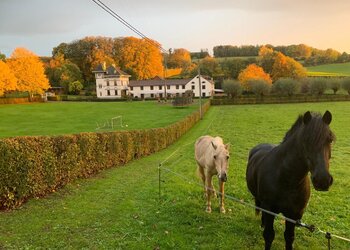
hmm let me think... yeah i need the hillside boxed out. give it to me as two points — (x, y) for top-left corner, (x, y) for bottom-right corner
(306, 62), (350, 77)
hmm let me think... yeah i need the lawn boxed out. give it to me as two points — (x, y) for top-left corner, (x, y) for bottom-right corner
(307, 62), (350, 77)
(0, 102), (349, 249)
(0, 101), (201, 138)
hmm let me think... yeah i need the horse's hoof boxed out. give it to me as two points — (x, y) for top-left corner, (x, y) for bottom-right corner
(220, 207), (226, 214)
(206, 207), (212, 213)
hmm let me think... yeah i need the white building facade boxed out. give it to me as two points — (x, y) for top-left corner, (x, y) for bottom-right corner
(93, 65), (130, 99)
(93, 65), (214, 99)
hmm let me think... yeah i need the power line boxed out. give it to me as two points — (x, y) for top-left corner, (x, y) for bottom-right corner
(91, 0), (168, 54)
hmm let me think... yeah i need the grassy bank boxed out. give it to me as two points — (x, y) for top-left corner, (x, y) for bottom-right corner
(0, 102), (349, 249)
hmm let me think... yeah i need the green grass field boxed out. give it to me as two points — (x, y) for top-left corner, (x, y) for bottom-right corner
(0, 102), (349, 249)
(307, 62), (350, 77)
(0, 101), (201, 138)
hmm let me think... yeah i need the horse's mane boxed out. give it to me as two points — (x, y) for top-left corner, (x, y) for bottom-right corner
(282, 112), (335, 147)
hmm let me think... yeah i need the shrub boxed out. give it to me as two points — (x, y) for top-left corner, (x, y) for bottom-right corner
(300, 78), (312, 94)
(342, 77), (350, 95)
(272, 78), (300, 96)
(310, 78), (328, 95)
(247, 79), (271, 96)
(328, 78), (342, 94)
(222, 79), (242, 98)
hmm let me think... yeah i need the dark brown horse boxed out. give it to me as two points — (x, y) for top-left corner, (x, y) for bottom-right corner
(246, 111), (335, 250)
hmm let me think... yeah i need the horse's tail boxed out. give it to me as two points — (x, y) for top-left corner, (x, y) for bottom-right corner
(255, 199), (261, 216)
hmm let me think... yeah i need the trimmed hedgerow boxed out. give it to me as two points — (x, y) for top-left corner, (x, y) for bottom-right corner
(0, 101), (210, 210)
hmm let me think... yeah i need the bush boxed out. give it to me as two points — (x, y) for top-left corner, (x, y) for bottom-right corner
(300, 78), (312, 94)
(342, 77), (350, 95)
(0, 101), (210, 210)
(310, 78), (328, 95)
(272, 78), (300, 96)
(247, 79), (271, 96)
(328, 78), (342, 94)
(222, 79), (242, 98)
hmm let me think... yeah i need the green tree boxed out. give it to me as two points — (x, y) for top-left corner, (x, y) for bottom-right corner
(68, 80), (83, 95)
(272, 78), (300, 96)
(0, 51), (6, 61)
(222, 79), (242, 98)
(197, 56), (222, 78)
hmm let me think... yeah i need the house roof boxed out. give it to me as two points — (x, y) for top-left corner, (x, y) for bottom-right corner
(92, 64), (130, 76)
(129, 78), (190, 87)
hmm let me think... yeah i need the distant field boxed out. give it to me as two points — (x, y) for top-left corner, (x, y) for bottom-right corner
(307, 62), (350, 77)
(214, 56), (258, 62)
(0, 101), (201, 138)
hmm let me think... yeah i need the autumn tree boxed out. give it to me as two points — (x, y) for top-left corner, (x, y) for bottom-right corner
(271, 52), (306, 81)
(0, 61), (17, 96)
(238, 64), (272, 90)
(7, 48), (50, 96)
(258, 45), (276, 74)
(114, 37), (163, 80)
(167, 48), (191, 69)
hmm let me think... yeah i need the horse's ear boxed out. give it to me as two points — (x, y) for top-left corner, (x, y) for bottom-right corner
(323, 110), (332, 125)
(211, 141), (217, 150)
(303, 111), (312, 125)
(225, 143), (230, 151)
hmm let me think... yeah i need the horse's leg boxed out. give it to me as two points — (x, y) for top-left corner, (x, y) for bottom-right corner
(205, 175), (212, 213)
(284, 220), (296, 250)
(197, 165), (206, 195)
(219, 180), (225, 213)
(262, 212), (275, 250)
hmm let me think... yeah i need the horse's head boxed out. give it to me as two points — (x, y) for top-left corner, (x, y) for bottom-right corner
(301, 110), (334, 191)
(211, 141), (230, 182)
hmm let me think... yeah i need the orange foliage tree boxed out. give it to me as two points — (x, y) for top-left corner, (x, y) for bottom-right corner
(271, 52), (307, 81)
(114, 37), (163, 80)
(0, 61), (17, 96)
(238, 64), (272, 90)
(7, 48), (50, 96)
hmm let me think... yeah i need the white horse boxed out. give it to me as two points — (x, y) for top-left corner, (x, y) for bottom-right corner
(195, 136), (230, 213)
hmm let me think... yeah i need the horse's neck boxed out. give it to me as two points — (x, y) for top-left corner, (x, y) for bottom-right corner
(277, 136), (309, 183)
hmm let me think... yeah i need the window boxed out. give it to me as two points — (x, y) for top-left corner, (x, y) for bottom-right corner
(107, 90), (110, 96)
(130, 87), (133, 91)
(167, 85), (170, 90)
(99, 92), (102, 96)
(202, 85), (206, 89)
(159, 93), (163, 98)
(159, 85), (162, 90)
(141, 86), (144, 90)
(202, 81), (205, 84)
(182, 85), (185, 89)
(202, 93), (206, 97)
(150, 86), (154, 90)
(106, 81), (109, 86)
(191, 85), (195, 90)
(141, 94), (144, 99)
(98, 84), (102, 89)
(114, 80), (117, 86)
(115, 90), (118, 96)
(191, 81), (195, 84)
(131, 93), (134, 97)
(176, 85), (179, 89)
(151, 94), (154, 98)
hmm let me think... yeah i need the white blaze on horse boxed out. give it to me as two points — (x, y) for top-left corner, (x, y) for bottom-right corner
(195, 136), (230, 213)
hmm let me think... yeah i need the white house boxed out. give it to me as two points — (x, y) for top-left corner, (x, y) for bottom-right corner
(93, 65), (130, 99)
(93, 65), (214, 99)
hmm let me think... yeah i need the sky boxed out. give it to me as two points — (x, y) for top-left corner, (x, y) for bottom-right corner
(1, 0), (350, 57)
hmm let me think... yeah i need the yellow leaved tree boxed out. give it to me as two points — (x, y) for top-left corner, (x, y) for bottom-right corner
(7, 47), (50, 96)
(0, 61), (18, 96)
(238, 64), (272, 90)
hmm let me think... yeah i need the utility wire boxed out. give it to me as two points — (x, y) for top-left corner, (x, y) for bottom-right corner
(91, 0), (168, 54)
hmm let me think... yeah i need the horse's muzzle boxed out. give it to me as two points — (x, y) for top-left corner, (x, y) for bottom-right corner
(219, 173), (227, 182)
(312, 174), (333, 191)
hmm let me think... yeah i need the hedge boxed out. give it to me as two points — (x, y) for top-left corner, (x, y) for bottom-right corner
(0, 97), (43, 105)
(211, 95), (350, 105)
(0, 101), (210, 210)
